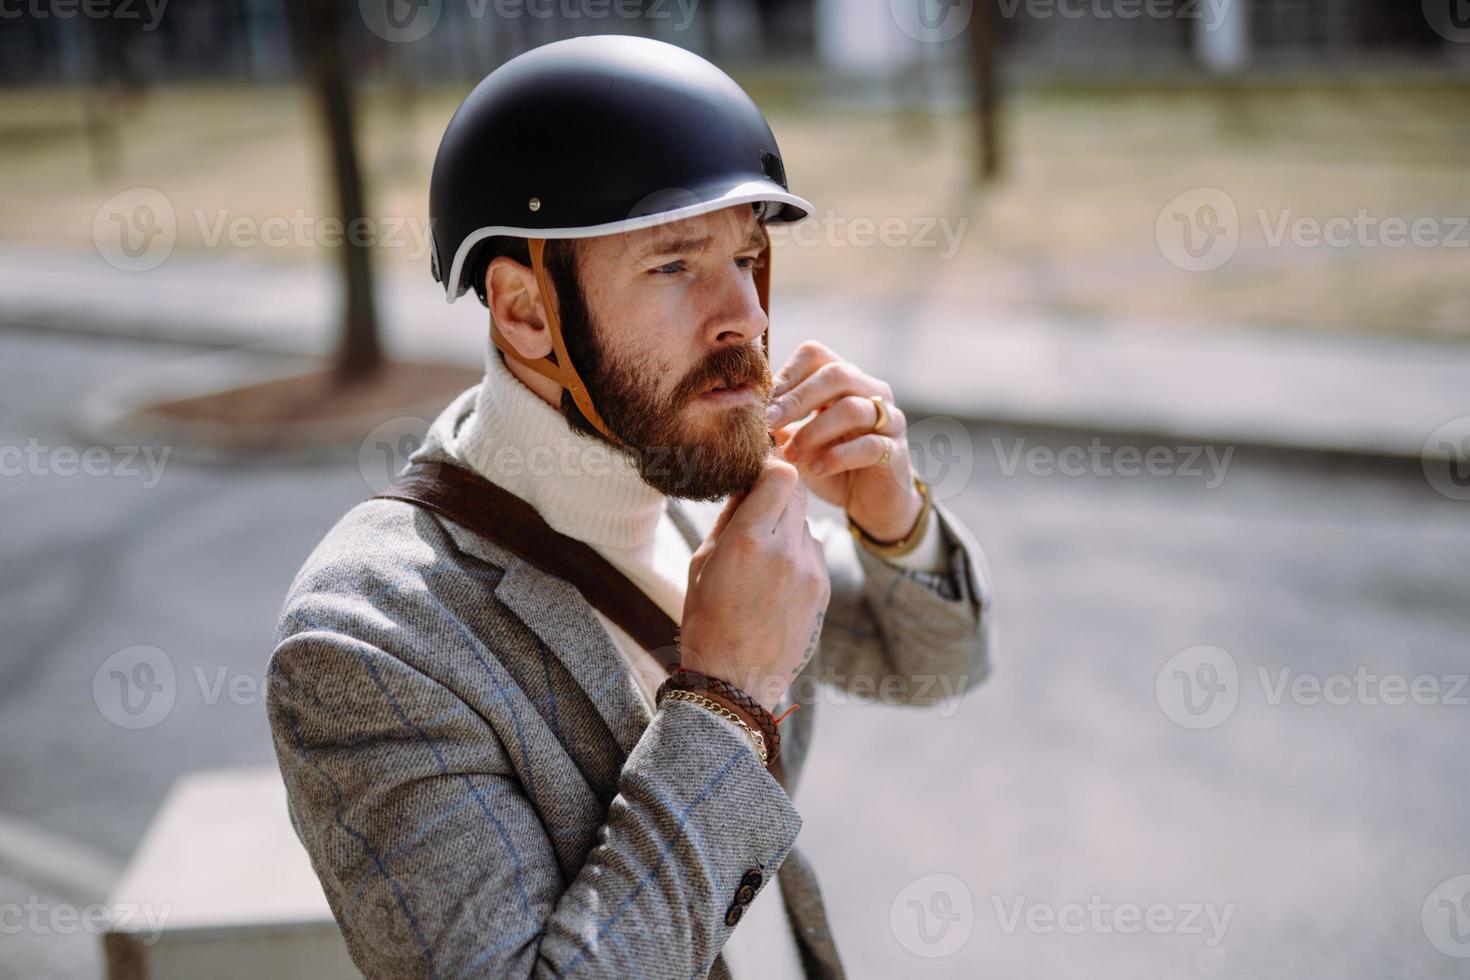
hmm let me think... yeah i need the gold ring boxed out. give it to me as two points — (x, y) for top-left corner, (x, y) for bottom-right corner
(868, 395), (889, 434)
(877, 436), (893, 467)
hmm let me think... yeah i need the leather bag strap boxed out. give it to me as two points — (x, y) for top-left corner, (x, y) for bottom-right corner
(374, 459), (788, 786)
(374, 460), (680, 666)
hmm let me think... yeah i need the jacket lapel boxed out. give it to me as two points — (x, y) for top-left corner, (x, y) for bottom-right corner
(436, 497), (709, 757)
(436, 517), (655, 757)
(401, 405), (722, 759)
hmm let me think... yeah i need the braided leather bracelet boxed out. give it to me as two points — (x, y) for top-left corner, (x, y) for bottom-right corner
(656, 665), (783, 767)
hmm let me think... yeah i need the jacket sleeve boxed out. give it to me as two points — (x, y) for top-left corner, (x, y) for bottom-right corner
(809, 499), (994, 707)
(266, 604), (801, 979)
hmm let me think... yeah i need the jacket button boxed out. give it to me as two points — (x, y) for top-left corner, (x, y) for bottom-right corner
(739, 869), (763, 890)
(735, 883), (756, 905)
(725, 903), (744, 927)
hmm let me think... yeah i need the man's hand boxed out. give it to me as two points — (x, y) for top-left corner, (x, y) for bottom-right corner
(764, 340), (925, 545)
(679, 458), (832, 712)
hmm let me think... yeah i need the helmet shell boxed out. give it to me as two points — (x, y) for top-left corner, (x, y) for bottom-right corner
(429, 34), (811, 302)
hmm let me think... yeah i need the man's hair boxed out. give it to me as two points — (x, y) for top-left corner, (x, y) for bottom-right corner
(465, 236), (576, 309)
(471, 235), (604, 436)
(469, 235), (584, 350)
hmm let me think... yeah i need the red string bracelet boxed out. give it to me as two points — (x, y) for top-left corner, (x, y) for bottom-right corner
(773, 703), (801, 726)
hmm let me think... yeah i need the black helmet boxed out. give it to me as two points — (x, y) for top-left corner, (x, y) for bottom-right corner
(428, 34), (811, 444)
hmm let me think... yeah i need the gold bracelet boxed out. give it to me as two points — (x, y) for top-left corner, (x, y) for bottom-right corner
(847, 474), (932, 559)
(663, 689), (768, 766)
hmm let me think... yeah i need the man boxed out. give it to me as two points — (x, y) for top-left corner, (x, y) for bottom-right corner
(266, 35), (993, 979)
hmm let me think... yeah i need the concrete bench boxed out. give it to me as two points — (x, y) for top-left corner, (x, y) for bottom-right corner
(103, 767), (357, 979)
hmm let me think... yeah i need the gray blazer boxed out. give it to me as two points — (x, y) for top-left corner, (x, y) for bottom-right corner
(265, 406), (994, 979)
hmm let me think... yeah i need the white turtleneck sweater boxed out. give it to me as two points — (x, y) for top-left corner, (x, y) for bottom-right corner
(452, 342), (948, 980)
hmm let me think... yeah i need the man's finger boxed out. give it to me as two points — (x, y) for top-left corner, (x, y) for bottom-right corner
(708, 490), (745, 542)
(768, 357), (882, 429)
(771, 340), (838, 399)
(775, 475), (809, 540)
(725, 459), (799, 537)
(689, 490), (746, 580)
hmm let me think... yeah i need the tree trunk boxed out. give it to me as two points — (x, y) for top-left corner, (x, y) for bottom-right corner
(967, 0), (1002, 182)
(291, 0), (383, 384)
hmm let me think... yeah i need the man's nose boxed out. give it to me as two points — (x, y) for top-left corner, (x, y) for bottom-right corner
(702, 264), (768, 348)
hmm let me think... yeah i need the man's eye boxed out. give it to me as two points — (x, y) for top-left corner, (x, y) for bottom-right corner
(653, 260), (685, 275)
(736, 254), (766, 270)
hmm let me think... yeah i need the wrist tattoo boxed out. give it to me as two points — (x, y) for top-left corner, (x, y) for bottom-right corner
(793, 611), (824, 677)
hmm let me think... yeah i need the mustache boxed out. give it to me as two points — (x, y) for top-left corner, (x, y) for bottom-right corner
(677, 344), (772, 404)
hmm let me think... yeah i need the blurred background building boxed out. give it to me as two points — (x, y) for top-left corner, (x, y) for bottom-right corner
(2, 0), (1464, 84)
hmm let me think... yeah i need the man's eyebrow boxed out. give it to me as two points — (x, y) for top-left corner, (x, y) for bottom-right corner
(633, 228), (766, 260)
(635, 235), (710, 259)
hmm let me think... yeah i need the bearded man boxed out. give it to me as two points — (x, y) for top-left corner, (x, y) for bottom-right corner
(266, 35), (993, 980)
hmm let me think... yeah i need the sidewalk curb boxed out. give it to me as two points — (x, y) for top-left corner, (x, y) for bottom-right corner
(9, 310), (1456, 469)
(4, 243), (1467, 468)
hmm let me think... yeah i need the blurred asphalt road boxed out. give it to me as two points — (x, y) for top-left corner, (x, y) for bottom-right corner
(1, 328), (1468, 978)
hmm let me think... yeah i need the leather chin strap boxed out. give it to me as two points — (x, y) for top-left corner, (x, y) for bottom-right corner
(489, 230), (774, 448)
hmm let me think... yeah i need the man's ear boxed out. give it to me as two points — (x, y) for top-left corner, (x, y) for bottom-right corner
(486, 254), (556, 360)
